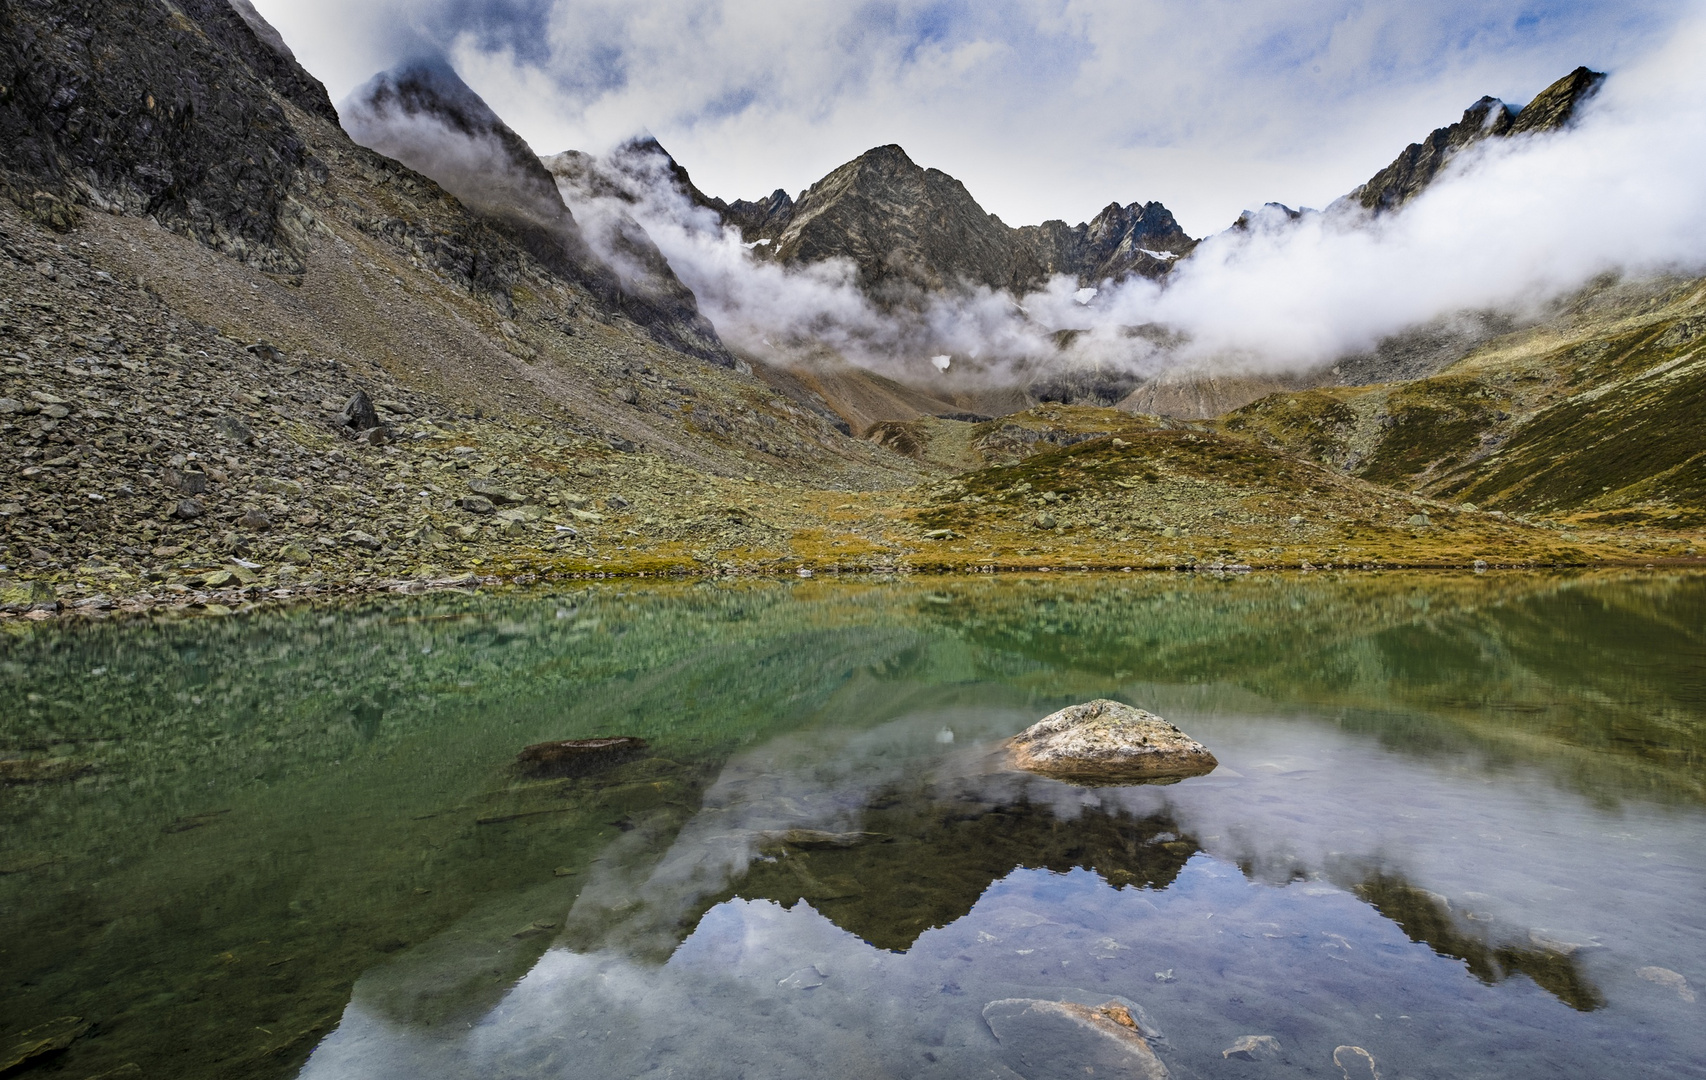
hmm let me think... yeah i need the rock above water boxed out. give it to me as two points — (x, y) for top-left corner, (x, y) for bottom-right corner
(515, 736), (647, 778)
(983, 998), (1169, 1080)
(1007, 699), (1216, 783)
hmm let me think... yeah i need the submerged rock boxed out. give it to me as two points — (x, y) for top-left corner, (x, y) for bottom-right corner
(1223, 1035), (1282, 1061)
(1637, 966), (1696, 1002)
(1007, 700), (1216, 784)
(514, 736), (647, 779)
(0, 1016), (90, 1074)
(983, 998), (1169, 1080)
(0, 758), (94, 784)
(1333, 1045), (1380, 1080)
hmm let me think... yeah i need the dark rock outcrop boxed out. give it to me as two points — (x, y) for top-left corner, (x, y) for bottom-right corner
(1351, 66), (1606, 214)
(1015, 200), (1195, 287)
(0, 0), (330, 269)
(723, 188), (796, 239)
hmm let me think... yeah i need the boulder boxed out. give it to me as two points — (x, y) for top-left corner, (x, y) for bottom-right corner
(341, 389), (381, 431)
(1008, 699), (1216, 783)
(983, 998), (1169, 1080)
(515, 736), (647, 779)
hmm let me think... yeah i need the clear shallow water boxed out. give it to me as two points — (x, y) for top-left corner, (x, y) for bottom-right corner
(2, 572), (1704, 1079)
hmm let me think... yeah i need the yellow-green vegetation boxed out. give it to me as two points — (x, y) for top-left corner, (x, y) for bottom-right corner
(1222, 276), (1706, 537)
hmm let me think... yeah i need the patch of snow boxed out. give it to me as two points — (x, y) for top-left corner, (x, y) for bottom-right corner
(1139, 248), (1179, 261)
(931, 355), (951, 371)
(1073, 287), (1098, 305)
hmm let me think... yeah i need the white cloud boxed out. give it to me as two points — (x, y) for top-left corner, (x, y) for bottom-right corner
(543, 9), (1706, 388)
(250, 0), (1686, 235)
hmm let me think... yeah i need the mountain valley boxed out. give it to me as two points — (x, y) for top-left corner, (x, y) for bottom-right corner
(0, 0), (1701, 620)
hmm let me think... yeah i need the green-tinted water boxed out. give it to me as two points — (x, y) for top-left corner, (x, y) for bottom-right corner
(2, 572), (1703, 1079)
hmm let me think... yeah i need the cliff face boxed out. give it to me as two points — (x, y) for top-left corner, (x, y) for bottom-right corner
(719, 144), (1196, 300)
(0, 0), (333, 272)
(1351, 66), (1606, 214)
(1015, 200), (1196, 287)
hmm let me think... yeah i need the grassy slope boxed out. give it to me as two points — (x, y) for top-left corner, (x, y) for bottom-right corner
(1224, 276), (1706, 534)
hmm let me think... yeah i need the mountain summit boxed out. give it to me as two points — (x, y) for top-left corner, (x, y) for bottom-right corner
(1350, 65), (1606, 213)
(723, 144), (1196, 301)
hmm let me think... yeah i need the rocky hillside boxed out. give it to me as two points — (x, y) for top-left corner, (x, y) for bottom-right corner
(0, 7), (1696, 623)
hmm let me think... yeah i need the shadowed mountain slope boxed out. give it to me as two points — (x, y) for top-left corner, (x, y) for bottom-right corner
(342, 61), (732, 366)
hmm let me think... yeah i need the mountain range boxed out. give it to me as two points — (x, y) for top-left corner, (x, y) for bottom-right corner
(0, 0), (1700, 630)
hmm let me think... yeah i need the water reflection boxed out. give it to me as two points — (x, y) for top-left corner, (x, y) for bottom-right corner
(1, 571), (1702, 1079)
(1352, 872), (1603, 1012)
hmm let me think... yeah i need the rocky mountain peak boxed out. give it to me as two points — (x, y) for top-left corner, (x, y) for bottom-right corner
(719, 143), (1195, 302)
(343, 59), (567, 223)
(724, 188), (797, 239)
(344, 61), (732, 365)
(1508, 65), (1606, 135)
(1351, 66), (1605, 214)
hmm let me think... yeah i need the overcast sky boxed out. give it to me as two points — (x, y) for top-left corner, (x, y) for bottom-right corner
(251, 0), (1688, 236)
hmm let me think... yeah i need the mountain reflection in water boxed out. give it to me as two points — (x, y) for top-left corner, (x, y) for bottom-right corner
(0, 571), (1701, 1080)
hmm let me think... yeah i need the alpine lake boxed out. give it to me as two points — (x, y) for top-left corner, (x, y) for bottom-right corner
(3, 570), (1704, 1080)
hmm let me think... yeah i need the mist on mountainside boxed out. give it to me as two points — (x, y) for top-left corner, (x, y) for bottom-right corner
(337, 59), (735, 366)
(542, 17), (1706, 390)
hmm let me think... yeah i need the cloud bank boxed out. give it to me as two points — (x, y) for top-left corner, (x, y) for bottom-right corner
(251, 0), (1686, 235)
(547, 18), (1706, 385)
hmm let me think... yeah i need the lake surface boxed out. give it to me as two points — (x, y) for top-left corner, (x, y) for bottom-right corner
(3, 572), (1704, 1080)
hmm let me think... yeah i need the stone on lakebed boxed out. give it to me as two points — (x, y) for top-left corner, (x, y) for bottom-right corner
(983, 998), (1169, 1080)
(1008, 699), (1216, 784)
(514, 736), (647, 779)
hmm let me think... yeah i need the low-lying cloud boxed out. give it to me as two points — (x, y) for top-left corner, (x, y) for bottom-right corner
(254, 0), (1684, 234)
(550, 16), (1706, 389)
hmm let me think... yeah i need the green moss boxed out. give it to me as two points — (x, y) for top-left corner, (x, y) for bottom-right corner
(1359, 377), (1502, 486)
(1457, 355), (1706, 512)
(1224, 390), (1359, 462)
